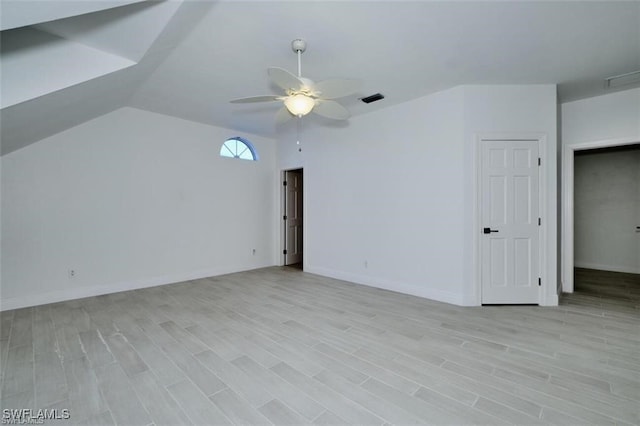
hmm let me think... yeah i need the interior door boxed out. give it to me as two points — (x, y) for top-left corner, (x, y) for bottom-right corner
(284, 169), (303, 265)
(481, 140), (540, 304)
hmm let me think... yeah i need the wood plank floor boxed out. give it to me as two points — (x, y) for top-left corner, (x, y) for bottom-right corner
(1, 267), (639, 425)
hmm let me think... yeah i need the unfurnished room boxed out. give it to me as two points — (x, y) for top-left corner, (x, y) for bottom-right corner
(1, 1), (639, 425)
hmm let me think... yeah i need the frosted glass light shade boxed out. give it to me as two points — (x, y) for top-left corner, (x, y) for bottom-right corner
(284, 94), (315, 116)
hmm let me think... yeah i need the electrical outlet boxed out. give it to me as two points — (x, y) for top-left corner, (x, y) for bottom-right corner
(364, 260), (368, 268)
(68, 269), (76, 279)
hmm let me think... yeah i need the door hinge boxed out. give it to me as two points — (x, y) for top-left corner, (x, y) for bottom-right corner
(283, 181), (288, 186)
(538, 278), (541, 286)
(283, 249), (287, 255)
(538, 157), (541, 166)
(283, 215), (287, 220)
(538, 217), (541, 226)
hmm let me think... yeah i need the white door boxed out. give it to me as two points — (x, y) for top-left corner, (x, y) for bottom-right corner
(481, 140), (540, 304)
(284, 169), (303, 265)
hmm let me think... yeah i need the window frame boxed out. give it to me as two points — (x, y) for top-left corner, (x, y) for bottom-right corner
(220, 137), (258, 161)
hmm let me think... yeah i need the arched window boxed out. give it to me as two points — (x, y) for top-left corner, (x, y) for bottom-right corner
(220, 137), (258, 161)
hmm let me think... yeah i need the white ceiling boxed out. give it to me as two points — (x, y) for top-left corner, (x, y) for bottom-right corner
(2, 0), (639, 155)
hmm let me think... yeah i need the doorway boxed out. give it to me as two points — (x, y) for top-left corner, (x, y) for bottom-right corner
(561, 138), (639, 293)
(479, 139), (542, 304)
(573, 145), (639, 273)
(282, 168), (303, 268)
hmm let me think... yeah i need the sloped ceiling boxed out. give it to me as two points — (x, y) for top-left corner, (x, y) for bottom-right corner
(2, 1), (639, 155)
(0, 0), (212, 154)
(1, 0), (149, 30)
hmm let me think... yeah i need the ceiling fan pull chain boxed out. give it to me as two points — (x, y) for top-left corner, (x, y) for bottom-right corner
(296, 117), (302, 152)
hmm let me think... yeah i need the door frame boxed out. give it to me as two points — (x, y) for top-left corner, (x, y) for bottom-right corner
(561, 137), (638, 293)
(280, 167), (304, 267)
(474, 134), (547, 305)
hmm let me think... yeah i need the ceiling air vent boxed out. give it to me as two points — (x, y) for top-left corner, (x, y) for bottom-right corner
(605, 70), (640, 89)
(361, 93), (385, 104)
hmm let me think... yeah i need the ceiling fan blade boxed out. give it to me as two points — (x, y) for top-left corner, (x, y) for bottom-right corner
(268, 67), (304, 91)
(313, 100), (350, 120)
(275, 107), (292, 124)
(230, 96), (281, 104)
(314, 78), (362, 99)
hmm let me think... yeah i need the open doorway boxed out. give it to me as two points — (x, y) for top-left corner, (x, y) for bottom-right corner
(574, 145), (640, 272)
(282, 168), (303, 269)
(570, 145), (640, 305)
(562, 139), (640, 293)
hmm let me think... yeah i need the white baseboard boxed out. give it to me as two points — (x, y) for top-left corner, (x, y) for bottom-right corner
(540, 293), (559, 306)
(574, 261), (640, 275)
(305, 265), (465, 306)
(0, 263), (273, 311)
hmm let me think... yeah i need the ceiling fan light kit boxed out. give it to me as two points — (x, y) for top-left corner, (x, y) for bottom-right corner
(284, 94), (315, 116)
(230, 38), (361, 123)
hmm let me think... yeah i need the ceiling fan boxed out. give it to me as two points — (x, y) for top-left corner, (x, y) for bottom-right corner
(230, 39), (361, 123)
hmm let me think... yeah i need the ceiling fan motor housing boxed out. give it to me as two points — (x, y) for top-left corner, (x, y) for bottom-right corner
(291, 39), (307, 53)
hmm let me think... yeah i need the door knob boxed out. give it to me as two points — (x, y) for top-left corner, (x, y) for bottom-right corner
(483, 227), (499, 234)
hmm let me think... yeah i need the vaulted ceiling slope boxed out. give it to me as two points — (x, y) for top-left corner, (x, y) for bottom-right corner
(2, 1), (639, 155)
(0, 0), (212, 155)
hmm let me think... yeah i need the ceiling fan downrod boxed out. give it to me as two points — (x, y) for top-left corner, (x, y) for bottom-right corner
(291, 39), (306, 78)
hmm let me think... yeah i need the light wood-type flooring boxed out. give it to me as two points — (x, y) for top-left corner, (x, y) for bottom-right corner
(1, 267), (639, 425)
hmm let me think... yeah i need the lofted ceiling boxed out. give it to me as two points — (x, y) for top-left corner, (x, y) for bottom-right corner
(1, 0), (639, 155)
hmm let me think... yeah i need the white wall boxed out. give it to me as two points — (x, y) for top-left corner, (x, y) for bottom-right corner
(562, 88), (640, 145)
(1, 107), (277, 310)
(3, 84), (560, 310)
(462, 85), (558, 305)
(280, 87), (467, 304)
(574, 148), (640, 274)
(278, 84), (558, 306)
(560, 88), (640, 291)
